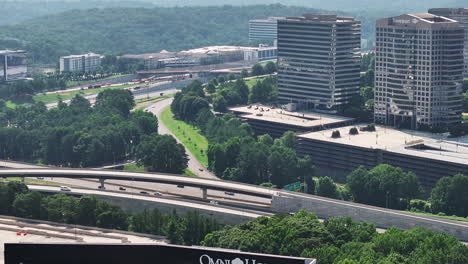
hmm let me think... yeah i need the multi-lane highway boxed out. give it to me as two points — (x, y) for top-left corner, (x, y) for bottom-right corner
(27, 185), (271, 219)
(2, 164), (468, 241)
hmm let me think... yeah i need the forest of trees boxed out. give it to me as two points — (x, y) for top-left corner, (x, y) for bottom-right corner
(202, 210), (468, 264)
(0, 4), (379, 64)
(0, 181), (221, 245)
(0, 90), (152, 167)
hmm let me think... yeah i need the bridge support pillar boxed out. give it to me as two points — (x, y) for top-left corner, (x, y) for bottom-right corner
(202, 188), (207, 200)
(99, 178), (105, 189)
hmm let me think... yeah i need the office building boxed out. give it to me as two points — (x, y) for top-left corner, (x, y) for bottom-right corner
(277, 14), (361, 110)
(374, 14), (465, 129)
(297, 125), (468, 188)
(243, 44), (277, 62)
(429, 8), (468, 78)
(59, 53), (102, 73)
(249, 17), (283, 41)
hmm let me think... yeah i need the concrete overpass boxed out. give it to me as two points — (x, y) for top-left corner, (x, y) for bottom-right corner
(27, 185), (270, 225)
(1, 167), (468, 241)
(0, 168), (276, 199)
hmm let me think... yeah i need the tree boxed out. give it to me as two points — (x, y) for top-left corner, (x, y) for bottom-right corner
(206, 82), (216, 94)
(95, 89), (135, 117)
(131, 110), (158, 135)
(240, 69), (249, 78)
(136, 134), (188, 173)
(213, 95), (228, 112)
(430, 174), (468, 217)
(346, 164), (421, 209)
(296, 156), (315, 194)
(316, 176), (339, 199)
(264, 61), (277, 74)
(251, 63), (264, 76)
(12, 191), (43, 219)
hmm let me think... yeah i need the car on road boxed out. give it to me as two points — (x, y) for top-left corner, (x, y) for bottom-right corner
(37, 177), (44, 180)
(154, 192), (162, 196)
(119, 187), (126, 191)
(224, 191), (235, 196)
(209, 200), (218, 205)
(98, 186), (106, 190)
(198, 168), (204, 172)
(60, 186), (71, 192)
(140, 191), (149, 195)
(177, 185), (184, 188)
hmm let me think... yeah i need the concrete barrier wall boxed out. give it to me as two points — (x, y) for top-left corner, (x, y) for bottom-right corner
(272, 195), (468, 241)
(98, 195), (256, 226)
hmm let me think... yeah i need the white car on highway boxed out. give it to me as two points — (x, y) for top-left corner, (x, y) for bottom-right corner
(60, 186), (71, 192)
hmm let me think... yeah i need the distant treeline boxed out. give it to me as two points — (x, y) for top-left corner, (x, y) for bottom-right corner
(0, 4), (378, 64)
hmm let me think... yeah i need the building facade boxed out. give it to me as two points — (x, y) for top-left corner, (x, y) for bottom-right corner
(249, 17), (283, 41)
(60, 53), (102, 73)
(374, 14), (465, 129)
(429, 8), (468, 78)
(277, 14), (361, 110)
(243, 44), (278, 62)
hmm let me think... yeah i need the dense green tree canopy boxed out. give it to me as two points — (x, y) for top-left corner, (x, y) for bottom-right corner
(203, 210), (468, 264)
(136, 134), (188, 174)
(0, 90), (155, 167)
(430, 174), (468, 217)
(346, 164), (421, 210)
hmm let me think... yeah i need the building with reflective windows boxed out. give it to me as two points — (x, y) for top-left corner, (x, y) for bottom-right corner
(374, 14), (464, 129)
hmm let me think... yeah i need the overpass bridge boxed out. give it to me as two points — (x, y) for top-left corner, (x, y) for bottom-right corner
(0, 168), (275, 200)
(1, 167), (468, 241)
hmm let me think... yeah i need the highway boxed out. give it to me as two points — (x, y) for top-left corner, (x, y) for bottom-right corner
(145, 98), (217, 179)
(27, 184), (271, 219)
(0, 168), (276, 199)
(2, 165), (468, 241)
(45, 77), (196, 109)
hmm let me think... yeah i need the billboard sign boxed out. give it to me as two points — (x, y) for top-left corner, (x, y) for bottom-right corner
(5, 243), (317, 264)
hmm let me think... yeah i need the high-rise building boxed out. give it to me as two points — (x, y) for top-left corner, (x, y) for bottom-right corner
(429, 8), (468, 78)
(277, 14), (361, 110)
(59, 53), (101, 73)
(249, 17), (283, 41)
(374, 14), (465, 129)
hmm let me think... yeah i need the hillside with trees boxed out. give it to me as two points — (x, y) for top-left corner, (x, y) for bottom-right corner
(1, 4), (382, 64)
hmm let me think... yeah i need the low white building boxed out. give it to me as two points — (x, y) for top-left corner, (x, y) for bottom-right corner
(244, 44), (277, 62)
(60, 53), (102, 73)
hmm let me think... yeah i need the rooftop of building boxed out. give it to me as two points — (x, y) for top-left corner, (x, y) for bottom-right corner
(229, 104), (354, 128)
(0, 50), (26, 55)
(120, 52), (176, 60)
(429, 8), (468, 15)
(179, 46), (258, 55)
(298, 125), (468, 165)
(409, 13), (458, 23)
(250, 17), (285, 22)
(282, 14), (357, 23)
(60, 53), (101, 59)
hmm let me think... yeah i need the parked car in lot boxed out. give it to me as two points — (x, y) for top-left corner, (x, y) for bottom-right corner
(60, 186), (71, 192)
